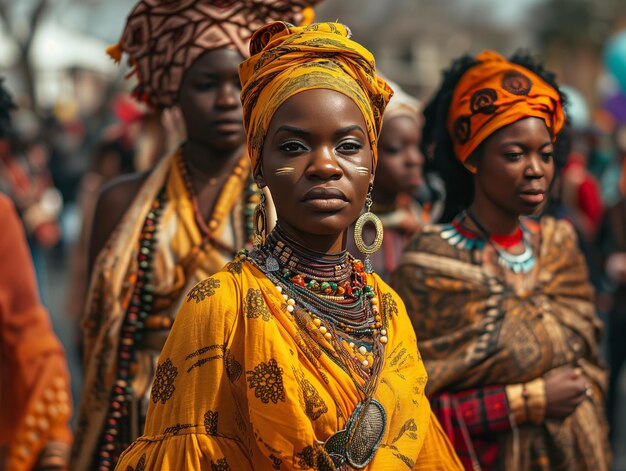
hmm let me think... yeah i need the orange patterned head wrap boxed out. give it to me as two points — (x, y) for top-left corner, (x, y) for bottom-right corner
(109, 0), (320, 109)
(239, 21), (393, 171)
(447, 50), (565, 168)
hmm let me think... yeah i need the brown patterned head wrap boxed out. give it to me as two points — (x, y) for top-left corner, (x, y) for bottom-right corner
(109, 0), (321, 109)
(447, 50), (565, 167)
(239, 21), (393, 171)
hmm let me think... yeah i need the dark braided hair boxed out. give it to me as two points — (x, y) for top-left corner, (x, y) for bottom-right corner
(422, 51), (568, 222)
(0, 78), (16, 139)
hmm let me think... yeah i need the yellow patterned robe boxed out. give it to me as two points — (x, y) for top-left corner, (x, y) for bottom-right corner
(115, 260), (462, 470)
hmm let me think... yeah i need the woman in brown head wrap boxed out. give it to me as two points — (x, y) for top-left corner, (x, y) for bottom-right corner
(72, 2), (319, 470)
(392, 51), (609, 470)
(115, 21), (462, 470)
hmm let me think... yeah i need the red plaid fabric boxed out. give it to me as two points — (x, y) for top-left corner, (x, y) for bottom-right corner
(430, 386), (512, 471)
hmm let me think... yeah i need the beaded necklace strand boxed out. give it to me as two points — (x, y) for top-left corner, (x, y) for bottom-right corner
(247, 227), (388, 380)
(95, 153), (257, 470)
(465, 209), (536, 273)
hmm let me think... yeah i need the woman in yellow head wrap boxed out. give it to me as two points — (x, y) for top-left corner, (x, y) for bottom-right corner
(115, 21), (461, 470)
(73, 2), (319, 470)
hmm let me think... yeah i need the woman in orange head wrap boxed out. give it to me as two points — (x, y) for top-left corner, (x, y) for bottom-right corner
(392, 51), (610, 470)
(115, 21), (462, 470)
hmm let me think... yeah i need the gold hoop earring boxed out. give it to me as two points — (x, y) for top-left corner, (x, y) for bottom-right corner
(353, 186), (383, 274)
(253, 192), (267, 249)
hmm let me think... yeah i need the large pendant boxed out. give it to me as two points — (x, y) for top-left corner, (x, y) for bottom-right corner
(324, 399), (386, 469)
(265, 255), (280, 272)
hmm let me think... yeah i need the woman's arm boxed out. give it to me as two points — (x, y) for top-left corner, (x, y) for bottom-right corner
(0, 196), (72, 471)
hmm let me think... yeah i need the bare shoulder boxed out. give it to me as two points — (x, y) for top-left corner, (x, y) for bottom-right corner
(88, 171), (150, 271)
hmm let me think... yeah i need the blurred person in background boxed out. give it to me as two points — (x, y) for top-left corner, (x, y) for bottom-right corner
(559, 85), (604, 244)
(599, 123), (626, 450)
(392, 51), (610, 470)
(65, 93), (161, 324)
(71, 2), (320, 470)
(0, 80), (73, 471)
(0, 91), (63, 292)
(347, 79), (426, 280)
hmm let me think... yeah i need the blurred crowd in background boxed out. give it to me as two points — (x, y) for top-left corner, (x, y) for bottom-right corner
(2, 0), (626, 469)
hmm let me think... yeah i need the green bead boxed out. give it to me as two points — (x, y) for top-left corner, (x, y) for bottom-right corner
(329, 282), (338, 291)
(363, 285), (374, 293)
(307, 280), (320, 290)
(320, 282), (330, 291)
(352, 288), (361, 298)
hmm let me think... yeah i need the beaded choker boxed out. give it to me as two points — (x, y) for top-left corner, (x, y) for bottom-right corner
(247, 227), (387, 378)
(441, 210), (536, 273)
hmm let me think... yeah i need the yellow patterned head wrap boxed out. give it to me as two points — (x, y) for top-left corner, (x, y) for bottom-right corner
(239, 21), (393, 171)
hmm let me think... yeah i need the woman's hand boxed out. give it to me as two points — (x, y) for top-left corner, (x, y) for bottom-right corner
(544, 365), (587, 419)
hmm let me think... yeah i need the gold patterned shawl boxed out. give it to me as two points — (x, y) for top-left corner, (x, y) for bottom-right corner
(115, 261), (462, 470)
(71, 149), (250, 470)
(391, 217), (610, 470)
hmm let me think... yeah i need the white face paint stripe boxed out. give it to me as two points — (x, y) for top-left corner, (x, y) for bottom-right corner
(275, 167), (295, 175)
(356, 166), (370, 174)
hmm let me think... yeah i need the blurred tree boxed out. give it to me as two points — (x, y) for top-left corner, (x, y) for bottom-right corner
(0, 0), (51, 112)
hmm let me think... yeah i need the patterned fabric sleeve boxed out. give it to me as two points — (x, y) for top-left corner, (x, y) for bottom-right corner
(115, 271), (253, 470)
(0, 195), (72, 471)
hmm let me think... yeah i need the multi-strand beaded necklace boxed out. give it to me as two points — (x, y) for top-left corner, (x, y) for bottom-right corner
(247, 226), (390, 467)
(441, 210), (536, 273)
(249, 225), (388, 383)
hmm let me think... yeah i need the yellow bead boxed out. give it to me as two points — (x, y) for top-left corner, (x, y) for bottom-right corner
(358, 346), (367, 355)
(319, 326), (327, 334)
(370, 297), (379, 306)
(313, 318), (322, 327)
(362, 360), (369, 367)
(324, 332), (332, 340)
(381, 329), (387, 336)
(380, 336), (388, 344)
(287, 298), (295, 306)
